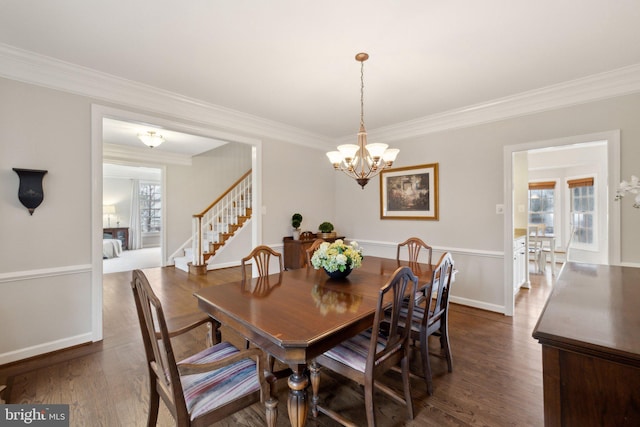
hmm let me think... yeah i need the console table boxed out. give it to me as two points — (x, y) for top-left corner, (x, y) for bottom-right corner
(103, 227), (129, 250)
(532, 262), (640, 426)
(283, 234), (344, 270)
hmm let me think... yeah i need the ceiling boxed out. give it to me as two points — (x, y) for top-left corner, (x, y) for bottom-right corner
(103, 118), (227, 156)
(2, 1), (640, 141)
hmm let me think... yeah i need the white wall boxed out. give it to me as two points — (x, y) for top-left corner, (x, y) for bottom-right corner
(0, 78), (94, 362)
(103, 177), (131, 228)
(513, 151), (529, 229)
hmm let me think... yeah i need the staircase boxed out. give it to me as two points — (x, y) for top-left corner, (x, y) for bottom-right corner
(171, 170), (252, 273)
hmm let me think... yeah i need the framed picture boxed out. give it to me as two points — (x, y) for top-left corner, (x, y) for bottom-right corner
(380, 163), (439, 220)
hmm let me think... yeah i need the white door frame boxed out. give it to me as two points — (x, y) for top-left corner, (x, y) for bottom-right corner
(90, 104), (262, 341)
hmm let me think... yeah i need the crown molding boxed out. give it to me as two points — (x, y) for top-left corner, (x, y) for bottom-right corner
(103, 143), (193, 166)
(2, 43), (640, 148)
(337, 63), (640, 144)
(0, 43), (330, 149)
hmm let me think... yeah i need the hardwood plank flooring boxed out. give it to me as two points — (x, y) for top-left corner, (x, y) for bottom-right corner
(0, 263), (553, 426)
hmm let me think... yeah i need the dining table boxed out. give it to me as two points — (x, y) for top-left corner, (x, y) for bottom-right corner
(194, 255), (434, 427)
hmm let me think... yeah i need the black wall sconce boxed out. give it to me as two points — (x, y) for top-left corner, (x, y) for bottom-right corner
(13, 168), (48, 215)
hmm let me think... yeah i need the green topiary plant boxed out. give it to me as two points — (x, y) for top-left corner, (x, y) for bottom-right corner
(318, 221), (334, 233)
(291, 213), (303, 230)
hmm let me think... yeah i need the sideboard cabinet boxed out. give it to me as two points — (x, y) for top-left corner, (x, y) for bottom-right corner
(283, 234), (344, 270)
(532, 263), (640, 426)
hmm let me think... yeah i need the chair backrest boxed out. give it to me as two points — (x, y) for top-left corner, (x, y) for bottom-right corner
(131, 269), (188, 420)
(241, 245), (283, 281)
(396, 237), (432, 265)
(367, 266), (418, 373)
(305, 238), (325, 267)
(565, 225), (577, 263)
(528, 225), (542, 250)
(422, 252), (455, 331)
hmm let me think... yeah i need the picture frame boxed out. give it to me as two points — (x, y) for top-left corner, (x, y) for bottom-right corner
(379, 163), (439, 220)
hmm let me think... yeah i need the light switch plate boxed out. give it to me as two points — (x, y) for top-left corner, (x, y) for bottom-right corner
(496, 204), (504, 214)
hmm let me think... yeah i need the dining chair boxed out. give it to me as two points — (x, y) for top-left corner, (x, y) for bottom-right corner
(311, 266), (418, 427)
(528, 224), (544, 273)
(305, 238), (325, 267)
(240, 246), (290, 379)
(130, 269), (277, 427)
(397, 237), (433, 305)
(400, 252), (455, 395)
(241, 245), (284, 282)
(396, 237), (432, 265)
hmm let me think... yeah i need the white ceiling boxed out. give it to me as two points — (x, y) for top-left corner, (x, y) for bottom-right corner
(2, 1), (640, 140)
(103, 118), (227, 156)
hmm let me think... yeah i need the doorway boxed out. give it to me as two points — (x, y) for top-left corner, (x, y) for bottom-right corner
(503, 130), (621, 316)
(90, 104), (263, 342)
(103, 162), (163, 273)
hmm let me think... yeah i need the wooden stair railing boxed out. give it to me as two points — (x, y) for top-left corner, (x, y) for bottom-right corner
(170, 169), (252, 273)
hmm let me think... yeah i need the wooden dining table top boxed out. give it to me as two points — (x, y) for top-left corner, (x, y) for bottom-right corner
(194, 256), (434, 365)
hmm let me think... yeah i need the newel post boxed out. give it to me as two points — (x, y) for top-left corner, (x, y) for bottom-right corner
(190, 215), (207, 275)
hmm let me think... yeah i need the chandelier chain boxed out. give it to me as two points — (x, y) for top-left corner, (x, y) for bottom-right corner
(360, 60), (365, 129)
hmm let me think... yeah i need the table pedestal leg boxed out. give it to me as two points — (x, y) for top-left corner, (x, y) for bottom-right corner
(287, 365), (309, 427)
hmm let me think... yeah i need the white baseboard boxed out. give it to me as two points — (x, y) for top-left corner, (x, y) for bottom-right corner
(0, 333), (93, 365)
(449, 296), (505, 314)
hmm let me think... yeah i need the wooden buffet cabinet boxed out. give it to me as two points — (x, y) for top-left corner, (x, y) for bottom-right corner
(282, 234), (344, 270)
(532, 262), (640, 426)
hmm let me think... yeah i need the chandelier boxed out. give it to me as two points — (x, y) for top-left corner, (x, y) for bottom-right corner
(138, 131), (165, 148)
(326, 52), (399, 189)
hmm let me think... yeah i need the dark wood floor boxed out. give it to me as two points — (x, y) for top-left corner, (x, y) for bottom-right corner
(0, 263), (553, 426)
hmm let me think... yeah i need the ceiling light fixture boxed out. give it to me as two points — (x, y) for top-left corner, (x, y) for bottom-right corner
(326, 52), (399, 189)
(138, 131), (165, 148)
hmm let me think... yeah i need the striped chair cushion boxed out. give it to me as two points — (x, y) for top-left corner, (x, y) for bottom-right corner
(398, 304), (424, 334)
(322, 329), (387, 372)
(179, 341), (261, 420)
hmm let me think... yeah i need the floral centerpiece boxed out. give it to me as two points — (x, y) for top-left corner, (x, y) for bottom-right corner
(310, 239), (363, 278)
(615, 175), (640, 208)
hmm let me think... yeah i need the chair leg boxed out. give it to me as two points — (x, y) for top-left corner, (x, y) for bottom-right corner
(265, 396), (278, 427)
(401, 349), (414, 420)
(420, 331), (434, 395)
(440, 321), (453, 373)
(364, 377), (376, 427)
(310, 360), (321, 418)
(147, 377), (160, 427)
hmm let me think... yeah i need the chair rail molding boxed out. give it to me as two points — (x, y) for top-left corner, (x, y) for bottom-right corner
(0, 264), (92, 284)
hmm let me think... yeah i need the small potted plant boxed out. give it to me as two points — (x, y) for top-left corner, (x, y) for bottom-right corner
(318, 221), (336, 239)
(291, 213), (303, 240)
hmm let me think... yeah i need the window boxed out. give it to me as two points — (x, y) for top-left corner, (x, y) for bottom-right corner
(140, 183), (161, 232)
(528, 181), (555, 233)
(568, 177), (594, 246)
